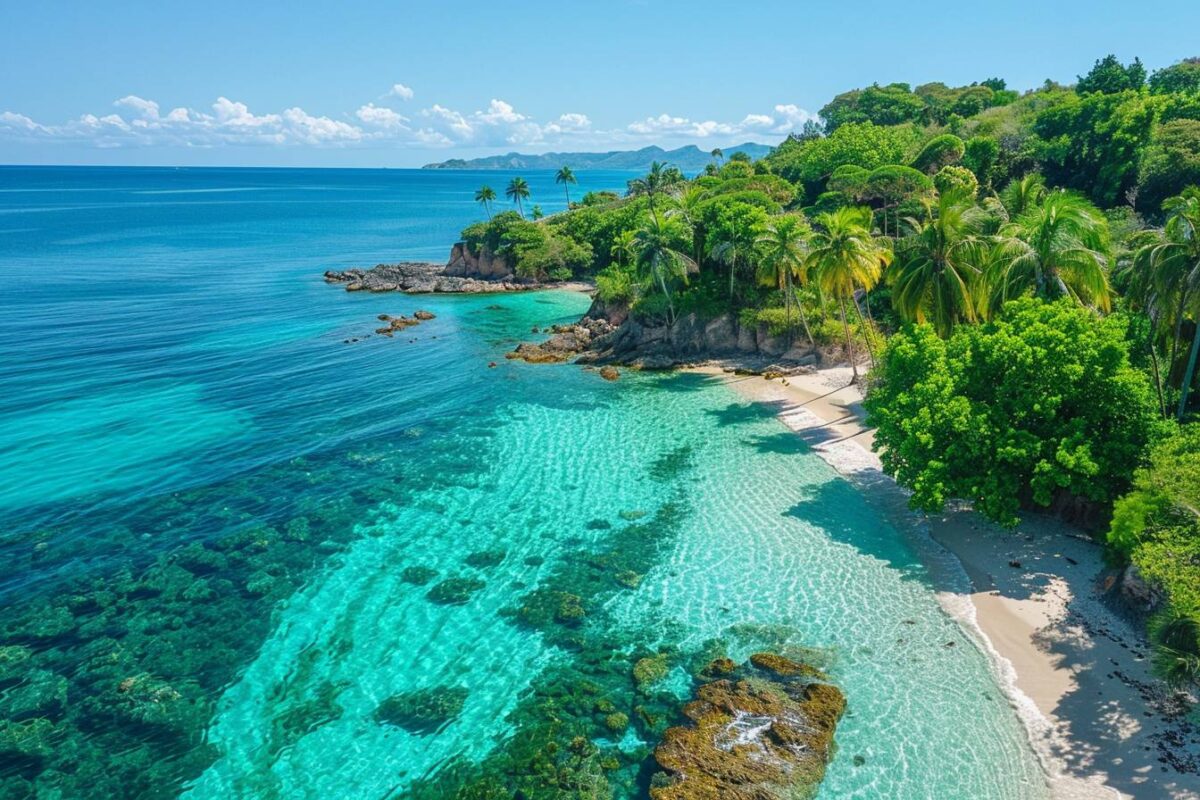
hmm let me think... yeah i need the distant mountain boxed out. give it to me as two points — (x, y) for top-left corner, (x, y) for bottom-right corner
(422, 142), (775, 172)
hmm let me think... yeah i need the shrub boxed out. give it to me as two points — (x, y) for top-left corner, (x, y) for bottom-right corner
(866, 298), (1164, 526)
(911, 134), (966, 174)
(934, 165), (979, 198)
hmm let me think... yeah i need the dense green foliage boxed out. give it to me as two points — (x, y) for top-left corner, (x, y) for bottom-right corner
(866, 299), (1163, 526)
(454, 62), (1200, 679)
(1109, 425), (1200, 686)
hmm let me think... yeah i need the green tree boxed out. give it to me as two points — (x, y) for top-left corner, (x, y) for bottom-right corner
(1137, 119), (1200, 213)
(999, 173), (1047, 217)
(1133, 188), (1200, 415)
(988, 191), (1112, 312)
(705, 198), (769, 298)
(865, 297), (1162, 526)
(963, 136), (1000, 189)
(531, 205), (544, 220)
(710, 147), (724, 165)
(506, 177), (531, 218)
(933, 165), (979, 198)
(1076, 54), (1147, 95)
(1108, 424), (1200, 687)
(819, 83), (927, 130)
(628, 161), (681, 217)
(633, 215), (696, 325)
(911, 134), (966, 174)
(1033, 90), (1159, 206)
(474, 185), (496, 219)
(763, 122), (918, 200)
(890, 190), (990, 337)
(756, 213), (816, 346)
(807, 206), (891, 381)
(555, 166), (577, 208)
(862, 165), (934, 236)
(1149, 58), (1200, 95)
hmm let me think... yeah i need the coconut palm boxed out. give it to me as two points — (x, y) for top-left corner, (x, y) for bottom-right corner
(628, 161), (681, 217)
(711, 147), (724, 166)
(474, 185), (496, 219)
(610, 229), (638, 268)
(668, 184), (710, 265)
(987, 191), (1111, 313)
(555, 166), (577, 208)
(1149, 607), (1200, 689)
(633, 215), (696, 325)
(807, 207), (892, 382)
(506, 177), (531, 218)
(890, 189), (991, 337)
(999, 172), (1047, 217)
(756, 214), (815, 346)
(1133, 187), (1200, 416)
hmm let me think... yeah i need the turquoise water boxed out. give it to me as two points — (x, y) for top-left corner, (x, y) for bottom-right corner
(0, 167), (1047, 799)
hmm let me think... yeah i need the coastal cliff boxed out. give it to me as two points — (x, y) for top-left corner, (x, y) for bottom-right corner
(509, 296), (827, 373)
(323, 242), (580, 293)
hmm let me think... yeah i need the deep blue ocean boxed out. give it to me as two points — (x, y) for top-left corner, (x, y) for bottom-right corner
(0, 166), (1047, 799)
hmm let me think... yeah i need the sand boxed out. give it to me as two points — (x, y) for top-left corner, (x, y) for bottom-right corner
(697, 364), (1200, 800)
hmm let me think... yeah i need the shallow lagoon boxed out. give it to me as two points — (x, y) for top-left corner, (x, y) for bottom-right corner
(0, 167), (1047, 798)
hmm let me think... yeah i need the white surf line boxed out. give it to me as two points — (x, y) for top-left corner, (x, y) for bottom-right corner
(773, 401), (1121, 800)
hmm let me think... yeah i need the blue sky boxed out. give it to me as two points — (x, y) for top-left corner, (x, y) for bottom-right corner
(2, 0), (1197, 167)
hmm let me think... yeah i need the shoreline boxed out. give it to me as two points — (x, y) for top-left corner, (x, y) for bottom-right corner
(694, 364), (1200, 800)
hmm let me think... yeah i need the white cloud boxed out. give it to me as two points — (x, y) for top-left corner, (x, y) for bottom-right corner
(356, 103), (409, 129)
(0, 92), (811, 153)
(115, 95), (160, 119)
(387, 83), (415, 101)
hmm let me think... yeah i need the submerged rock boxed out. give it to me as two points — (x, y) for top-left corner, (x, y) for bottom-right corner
(374, 686), (468, 735)
(425, 577), (486, 605)
(649, 653), (845, 800)
(400, 566), (439, 585)
(463, 549), (507, 569)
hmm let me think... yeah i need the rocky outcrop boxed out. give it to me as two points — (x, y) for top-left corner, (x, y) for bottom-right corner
(446, 242), (513, 279)
(650, 652), (845, 800)
(324, 262), (528, 294)
(577, 306), (821, 374)
(506, 318), (616, 363)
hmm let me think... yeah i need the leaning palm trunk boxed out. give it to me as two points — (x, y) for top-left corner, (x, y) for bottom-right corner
(658, 269), (675, 326)
(851, 293), (877, 370)
(838, 297), (858, 382)
(1178, 322), (1200, 420)
(1171, 292), (1189, 382)
(795, 288), (815, 348)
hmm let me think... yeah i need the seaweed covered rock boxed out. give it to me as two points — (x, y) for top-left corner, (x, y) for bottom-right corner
(649, 653), (845, 800)
(463, 549), (507, 569)
(401, 565), (439, 585)
(426, 577), (486, 606)
(374, 686), (468, 735)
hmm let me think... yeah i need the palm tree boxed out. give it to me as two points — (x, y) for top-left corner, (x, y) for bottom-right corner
(628, 161), (681, 217)
(633, 215), (696, 325)
(807, 207), (891, 382)
(610, 229), (638, 268)
(555, 166), (577, 208)
(757, 214), (816, 347)
(531, 205), (544, 220)
(987, 191), (1111, 313)
(474, 185), (496, 219)
(711, 147), (724, 166)
(1149, 607), (1200, 689)
(669, 184), (710, 265)
(999, 173), (1047, 218)
(1133, 187), (1200, 417)
(890, 189), (991, 337)
(506, 177), (531, 218)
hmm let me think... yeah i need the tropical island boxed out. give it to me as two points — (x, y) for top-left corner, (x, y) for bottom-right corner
(410, 53), (1200, 795)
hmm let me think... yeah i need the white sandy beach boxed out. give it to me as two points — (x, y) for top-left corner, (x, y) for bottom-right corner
(698, 364), (1200, 800)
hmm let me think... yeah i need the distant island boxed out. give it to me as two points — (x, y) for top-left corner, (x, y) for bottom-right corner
(422, 142), (772, 172)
